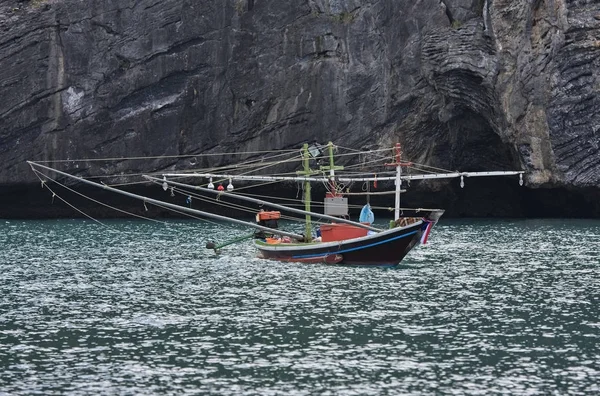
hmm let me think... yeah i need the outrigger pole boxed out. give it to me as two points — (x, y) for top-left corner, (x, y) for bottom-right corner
(160, 172), (525, 183)
(143, 176), (383, 232)
(27, 161), (305, 241)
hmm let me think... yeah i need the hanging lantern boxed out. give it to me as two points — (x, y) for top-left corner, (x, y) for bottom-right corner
(227, 178), (234, 191)
(208, 177), (214, 189)
(162, 176), (168, 191)
(519, 173), (523, 186)
(460, 175), (465, 188)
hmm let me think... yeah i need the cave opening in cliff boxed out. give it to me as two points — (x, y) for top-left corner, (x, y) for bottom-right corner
(399, 109), (527, 216)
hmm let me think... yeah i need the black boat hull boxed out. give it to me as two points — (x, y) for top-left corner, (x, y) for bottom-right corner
(255, 221), (426, 266)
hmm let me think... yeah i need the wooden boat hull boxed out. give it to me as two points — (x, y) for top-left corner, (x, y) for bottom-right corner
(255, 221), (427, 266)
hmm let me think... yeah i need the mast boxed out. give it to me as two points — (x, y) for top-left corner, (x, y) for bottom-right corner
(386, 143), (412, 220)
(320, 141), (344, 196)
(298, 144), (313, 242)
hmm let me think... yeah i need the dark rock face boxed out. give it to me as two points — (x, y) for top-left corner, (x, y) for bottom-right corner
(0, 0), (599, 217)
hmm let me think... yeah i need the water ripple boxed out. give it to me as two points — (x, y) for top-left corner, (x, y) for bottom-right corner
(1, 219), (599, 395)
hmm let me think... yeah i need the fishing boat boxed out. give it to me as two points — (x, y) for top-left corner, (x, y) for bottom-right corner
(27, 142), (524, 267)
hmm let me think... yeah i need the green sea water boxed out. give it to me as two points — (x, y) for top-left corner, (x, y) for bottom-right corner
(1, 218), (599, 395)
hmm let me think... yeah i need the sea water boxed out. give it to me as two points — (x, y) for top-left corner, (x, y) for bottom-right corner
(0, 218), (599, 395)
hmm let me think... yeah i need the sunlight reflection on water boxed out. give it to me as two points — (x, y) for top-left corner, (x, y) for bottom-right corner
(1, 218), (599, 395)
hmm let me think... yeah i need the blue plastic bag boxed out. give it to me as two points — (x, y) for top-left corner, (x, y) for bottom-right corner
(359, 204), (375, 224)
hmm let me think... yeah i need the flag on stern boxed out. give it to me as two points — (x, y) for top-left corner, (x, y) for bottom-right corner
(420, 221), (434, 245)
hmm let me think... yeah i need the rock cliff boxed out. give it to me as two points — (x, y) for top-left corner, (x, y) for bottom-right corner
(0, 0), (599, 217)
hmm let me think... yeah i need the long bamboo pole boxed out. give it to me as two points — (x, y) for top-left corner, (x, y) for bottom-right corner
(162, 170), (525, 183)
(28, 162), (305, 240)
(143, 176), (383, 232)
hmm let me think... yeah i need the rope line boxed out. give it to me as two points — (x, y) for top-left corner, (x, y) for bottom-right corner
(32, 169), (170, 225)
(31, 171), (112, 229)
(165, 183), (335, 227)
(31, 166), (230, 229)
(33, 148), (300, 163)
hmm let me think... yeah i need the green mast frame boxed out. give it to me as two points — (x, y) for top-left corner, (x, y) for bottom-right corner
(320, 141), (344, 195)
(298, 144), (316, 242)
(295, 142), (346, 241)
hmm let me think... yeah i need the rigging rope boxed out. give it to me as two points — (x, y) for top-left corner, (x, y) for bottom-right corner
(168, 151), (304, 177)
(83, 150), (303, 187)
(34, 148), (300, 163)
(167, 184), (323, 225)
(32, 171), (113, 229)
(32, 169), (170, 225)
(30, 166), (244, 230)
